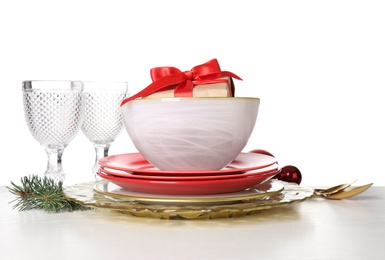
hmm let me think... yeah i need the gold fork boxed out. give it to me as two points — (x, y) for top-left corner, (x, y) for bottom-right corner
(314, 179), (358, 196)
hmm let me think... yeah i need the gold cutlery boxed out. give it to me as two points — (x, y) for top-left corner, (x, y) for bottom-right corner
(314, 181), (373, 200)
(314, 179), (357, 196)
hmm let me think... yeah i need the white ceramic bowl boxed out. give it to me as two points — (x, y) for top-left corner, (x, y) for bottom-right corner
(121, 97), (260, 171)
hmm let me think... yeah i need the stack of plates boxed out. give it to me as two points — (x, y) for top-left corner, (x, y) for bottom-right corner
(97, 152), (280, 195)
(63, 152), (315, 219)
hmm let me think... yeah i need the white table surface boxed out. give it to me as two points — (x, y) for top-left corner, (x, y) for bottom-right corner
(1, 184), (384, 260)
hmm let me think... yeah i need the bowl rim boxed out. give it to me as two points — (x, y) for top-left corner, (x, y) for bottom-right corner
(124, 97), (260, 103)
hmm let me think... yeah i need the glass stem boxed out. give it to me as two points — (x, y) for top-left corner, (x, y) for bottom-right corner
(45, 148), (65, 183)
(93, 143), (111, 181)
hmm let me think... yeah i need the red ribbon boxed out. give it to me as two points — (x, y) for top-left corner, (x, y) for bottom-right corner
(121, 59), (242, 106)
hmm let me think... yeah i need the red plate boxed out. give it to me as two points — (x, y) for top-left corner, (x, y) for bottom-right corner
(96, 170), (279, 195)
(98, 152), (277, 176)
(99, 163), (279, 181)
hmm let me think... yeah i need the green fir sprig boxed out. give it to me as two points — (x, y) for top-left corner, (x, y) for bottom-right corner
(7, 175), (91, 213)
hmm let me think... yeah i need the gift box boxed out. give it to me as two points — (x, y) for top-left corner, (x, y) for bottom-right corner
(144, 76), (235, 99)
(121, 59), (241, 106)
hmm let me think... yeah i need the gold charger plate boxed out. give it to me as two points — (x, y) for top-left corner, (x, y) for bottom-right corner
(93, 179), (284, 206)
(64, 180), (314, 220)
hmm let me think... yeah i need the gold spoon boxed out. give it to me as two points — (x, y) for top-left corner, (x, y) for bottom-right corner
(322, 183), (374, 200)
(314, 181), (373, 200)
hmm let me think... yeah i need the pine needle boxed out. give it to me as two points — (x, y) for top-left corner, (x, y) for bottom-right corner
(7, 175), (91, 213)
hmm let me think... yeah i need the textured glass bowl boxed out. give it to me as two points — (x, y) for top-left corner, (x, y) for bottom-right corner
(121, 97), (260, 171)
(82, 82), (128, 145)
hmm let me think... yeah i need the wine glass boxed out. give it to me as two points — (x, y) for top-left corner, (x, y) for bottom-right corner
(22, 80), (84, 183)
(81, 81), (128, 180)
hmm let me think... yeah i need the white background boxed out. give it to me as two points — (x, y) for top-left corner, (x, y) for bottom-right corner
(0, 0), (384, 187)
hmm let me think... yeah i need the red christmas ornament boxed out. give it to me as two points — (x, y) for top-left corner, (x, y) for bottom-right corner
(248, 149), (301, 185)
(276, 165), (302, 185)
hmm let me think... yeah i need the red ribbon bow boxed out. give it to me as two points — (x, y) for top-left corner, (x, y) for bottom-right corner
(121, 59), (242, 106)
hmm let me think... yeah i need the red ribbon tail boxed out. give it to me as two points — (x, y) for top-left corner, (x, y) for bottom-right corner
(121, 74), (187, 106)
(221, 71), (242, 81)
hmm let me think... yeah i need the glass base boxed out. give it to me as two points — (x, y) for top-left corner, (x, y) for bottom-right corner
(44, 171), (65, 183)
